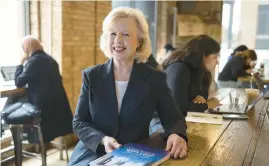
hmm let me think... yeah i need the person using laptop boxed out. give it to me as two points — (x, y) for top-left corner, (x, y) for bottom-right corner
(228, 45), (248, 61)
(162, 35), (222, 117)
(149, 36), (222, 134)
(14, 35), (73, 143)
(218, 50), (257, 88)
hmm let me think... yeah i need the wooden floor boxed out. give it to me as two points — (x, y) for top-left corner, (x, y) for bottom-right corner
(2, 147), (74, 166)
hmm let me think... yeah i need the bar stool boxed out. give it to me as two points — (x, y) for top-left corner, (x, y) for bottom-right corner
(10, 123), (46, 166)
(7, 122), (69, 166)
(1, 102), (70, 166)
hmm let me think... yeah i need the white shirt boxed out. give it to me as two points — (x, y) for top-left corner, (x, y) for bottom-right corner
(115, 80), (128, 112)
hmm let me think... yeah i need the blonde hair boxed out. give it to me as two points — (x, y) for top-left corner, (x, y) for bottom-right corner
(22, 35), (43, 56)
(100, 7), (152, 63)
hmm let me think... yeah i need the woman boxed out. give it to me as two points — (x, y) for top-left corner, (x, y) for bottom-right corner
(228, 45), (248, 61)
(218, 49), (257, 88)
(69, 7), (188, 166)
(162, 35), (222, 117)
(15, 35), (73, 143)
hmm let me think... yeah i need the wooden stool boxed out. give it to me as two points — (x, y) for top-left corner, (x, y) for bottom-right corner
(7, 123), (69, 166)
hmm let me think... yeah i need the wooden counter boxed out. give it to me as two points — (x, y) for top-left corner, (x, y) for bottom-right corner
(144, 90), (269, 166)
(0, 86), (26, 98)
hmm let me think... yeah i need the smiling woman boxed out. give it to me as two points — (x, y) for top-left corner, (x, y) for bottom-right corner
(100, 7), (152, 63)
(0, 1), (29, 67)
(68, 7), (188, 166)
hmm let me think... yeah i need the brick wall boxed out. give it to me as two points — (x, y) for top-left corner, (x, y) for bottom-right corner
(62, 1), (111, 110)
(62, 2), (96, 110)
(29, 1), (111, 112)
(96, 1), (111, 65)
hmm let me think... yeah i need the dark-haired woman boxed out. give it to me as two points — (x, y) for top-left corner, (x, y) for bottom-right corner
(228, 45), (248, 61)
(218, 49), (257, 88)
(163, 35), (222, 117)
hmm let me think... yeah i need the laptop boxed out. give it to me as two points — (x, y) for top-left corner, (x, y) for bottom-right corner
(253, 72), (269, 99)
(209, 88), (249, 114)
(0, 66), (16, 86)
(210, 76), (269, 114)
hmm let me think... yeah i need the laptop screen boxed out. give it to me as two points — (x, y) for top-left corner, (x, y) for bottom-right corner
(209, 88), (248, 114)
(253, 72), (264, 92)
(253, 72), (269, 98)
(262, 85), (269, 99)
(0, 66), (17, 81)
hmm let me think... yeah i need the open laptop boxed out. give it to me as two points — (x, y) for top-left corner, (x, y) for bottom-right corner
(253, 72), (269, 99)
(0, 66), (16, 86)
(211, 76), (269, 114)
(209, 88), (249, 114)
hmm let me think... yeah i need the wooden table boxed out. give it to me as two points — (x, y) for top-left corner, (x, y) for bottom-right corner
(143, 91), (269, 166)
(0, 86), (25, 98)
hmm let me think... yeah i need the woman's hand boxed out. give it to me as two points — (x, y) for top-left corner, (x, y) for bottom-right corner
(20, 54), (29, 64)
(166, 134), (188, 159)
(246, 69), (252, 74)
(193, 95), (207, 104)
(101, 136), (122, 153)
(206, 98), (222, 109)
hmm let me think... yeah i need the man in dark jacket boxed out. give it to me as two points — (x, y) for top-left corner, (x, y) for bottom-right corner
(15, 35), (73, 143)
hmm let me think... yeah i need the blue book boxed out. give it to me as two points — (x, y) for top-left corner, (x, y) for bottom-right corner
(90, 143), (170, 166)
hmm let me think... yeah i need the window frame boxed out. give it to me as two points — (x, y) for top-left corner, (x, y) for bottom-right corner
(0, 1), (30, 162)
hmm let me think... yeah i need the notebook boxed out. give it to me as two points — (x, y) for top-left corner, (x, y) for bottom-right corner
(186, 112), (223, 124)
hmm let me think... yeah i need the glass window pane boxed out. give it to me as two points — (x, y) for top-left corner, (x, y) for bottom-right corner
(256, 39), (269, 49)
(257, 5), (269, 35)
(0, 1), (26, 66)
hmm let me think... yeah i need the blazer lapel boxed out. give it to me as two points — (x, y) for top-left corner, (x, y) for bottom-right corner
(94, 59), (119, 123)
(120, 62), (150, 121)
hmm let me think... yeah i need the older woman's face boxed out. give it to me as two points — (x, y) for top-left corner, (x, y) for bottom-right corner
(107, 17), (139, 61)
(204, 53), (219, 71)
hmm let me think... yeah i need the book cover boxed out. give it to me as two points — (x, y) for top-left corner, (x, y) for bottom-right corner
(90, 143), (170, 166)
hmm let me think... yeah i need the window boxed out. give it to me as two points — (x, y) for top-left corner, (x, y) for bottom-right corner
(221, 1), (235, 49)
(219, 0), (242, 72)
(256, 4), (269, 49)
(0, 1), (29, 67)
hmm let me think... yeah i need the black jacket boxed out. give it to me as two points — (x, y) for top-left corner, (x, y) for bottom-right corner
(145, 54), (159, 69)
(15, 50), (73, 142)
(68, 59), (187, 166)
(164, 55), (210, 117)
(218, 56), (249, 81)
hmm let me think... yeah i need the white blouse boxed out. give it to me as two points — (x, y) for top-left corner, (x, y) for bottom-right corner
(115, 80), (128, 112)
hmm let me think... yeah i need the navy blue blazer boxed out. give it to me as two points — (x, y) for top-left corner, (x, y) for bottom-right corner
(69, 59), (187, 166)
